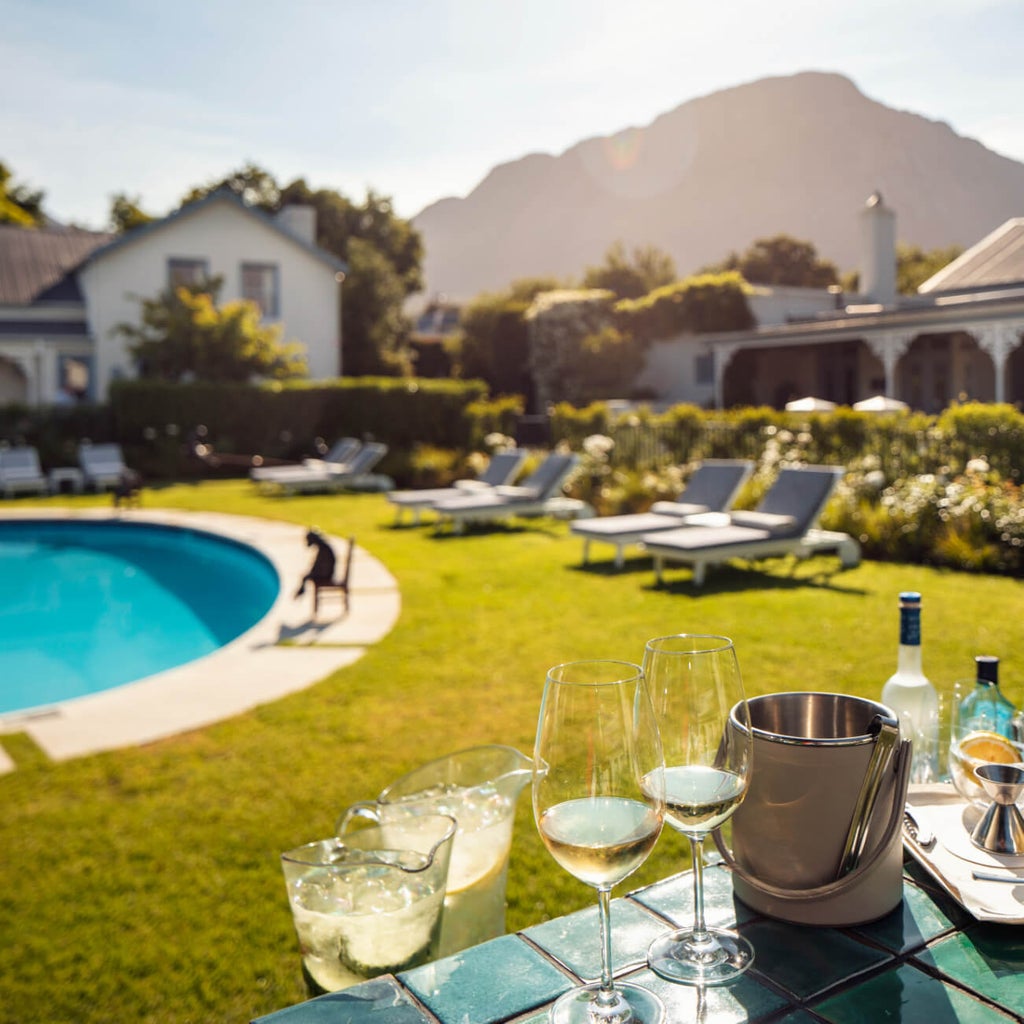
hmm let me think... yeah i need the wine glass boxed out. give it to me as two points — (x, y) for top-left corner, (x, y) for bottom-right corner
(534, 659), (667, 1024)
(642, 634), (753, 986)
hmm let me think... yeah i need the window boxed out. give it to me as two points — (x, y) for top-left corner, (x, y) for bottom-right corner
(57, 354), (92, 402)
(168, 258), (209, 289)
(241, 262), (280, 318)
(695, 352), (715, 386)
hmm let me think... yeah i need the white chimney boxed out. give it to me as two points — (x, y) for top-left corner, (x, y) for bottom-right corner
(275, 204), (317, 246)
(859, 191), (896, 305)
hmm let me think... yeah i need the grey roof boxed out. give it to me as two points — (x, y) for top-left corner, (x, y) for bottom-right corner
(918, 217), (1024, 294)
(81, 187), (347, 275)
(0, 225), (113, 305)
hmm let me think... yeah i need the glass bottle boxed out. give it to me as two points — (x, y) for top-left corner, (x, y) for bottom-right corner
(881, 591), (939, 783)
(958, 656), (1017, 739)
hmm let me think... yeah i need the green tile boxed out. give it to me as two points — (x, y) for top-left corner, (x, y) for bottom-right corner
(639, 965), (789, 1023)
(250, 976), (431, 1023)
(774, 1013), (827, 1024)
(523, 897), (667, 979)
(814, 962), (1016, 1023)
(400, 933), (570, 1024)
(916, 925), (1024, 1016)
(851, 880), (959, 954)
(742, 918), (891, 1000)
(631, 864), (756, 930)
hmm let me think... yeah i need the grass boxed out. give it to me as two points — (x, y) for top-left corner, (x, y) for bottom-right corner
(2, 480), (1023, 1024)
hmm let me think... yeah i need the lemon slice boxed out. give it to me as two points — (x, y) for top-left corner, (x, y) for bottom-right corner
(958, 730), (1020, 765)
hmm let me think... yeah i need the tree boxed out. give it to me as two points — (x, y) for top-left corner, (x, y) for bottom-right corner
(582, 241), (677, 299)
(896, 242), (963, 294)
(0, 162), (44, 226)
(704, 234), (839, 288)
(452, 277), (564, 399)
(109, 193), (154, 233)
(340, 238), (413, 375)
(115, 277), (307, 383)
(180, 162), (281, 210)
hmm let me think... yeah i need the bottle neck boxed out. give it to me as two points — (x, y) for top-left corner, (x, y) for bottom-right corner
(897, 643), (923, 676)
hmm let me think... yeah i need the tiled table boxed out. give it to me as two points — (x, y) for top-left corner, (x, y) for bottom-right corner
(253, 859), (1024, 1024)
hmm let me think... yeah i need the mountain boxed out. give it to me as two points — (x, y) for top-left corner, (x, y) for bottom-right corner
(411, 71), (1024, 303)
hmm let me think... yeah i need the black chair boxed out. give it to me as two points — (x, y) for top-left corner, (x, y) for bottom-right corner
(313, 536), (354, 615)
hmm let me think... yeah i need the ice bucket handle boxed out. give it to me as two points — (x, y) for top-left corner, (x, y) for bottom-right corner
(712, 738), (911, 903)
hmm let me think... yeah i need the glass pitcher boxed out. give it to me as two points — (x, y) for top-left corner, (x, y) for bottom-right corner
(281, 813), (456, 994)
(337, 744), (533, 956)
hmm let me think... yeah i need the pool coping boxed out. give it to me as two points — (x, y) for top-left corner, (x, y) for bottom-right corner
(0, 508), (400, 769)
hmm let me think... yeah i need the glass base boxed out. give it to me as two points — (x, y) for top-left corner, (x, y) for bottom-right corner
(549, 981), (665, 1024)
(647, 927), (754, 986)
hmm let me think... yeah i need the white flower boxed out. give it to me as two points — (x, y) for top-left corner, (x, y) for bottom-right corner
(966, 458), (990, 475)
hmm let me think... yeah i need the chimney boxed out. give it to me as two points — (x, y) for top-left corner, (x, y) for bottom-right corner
(859, 191), (896, 305)
(275, 204), (317, 246)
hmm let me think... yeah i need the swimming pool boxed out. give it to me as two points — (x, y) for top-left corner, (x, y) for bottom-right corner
(0, 519), (280, 716)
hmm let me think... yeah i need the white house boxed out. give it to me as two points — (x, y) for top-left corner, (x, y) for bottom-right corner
(635, 194), (1024, 411)
(0, 189), (346, 405)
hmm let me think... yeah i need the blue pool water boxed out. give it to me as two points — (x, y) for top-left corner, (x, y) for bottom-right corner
(0, 519), (280, 716)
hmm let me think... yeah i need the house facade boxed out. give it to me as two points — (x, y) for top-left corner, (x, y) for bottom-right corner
(0, 190), (345, 405)
(634, 195), (1024, 411)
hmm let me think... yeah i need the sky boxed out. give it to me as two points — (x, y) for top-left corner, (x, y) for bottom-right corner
(3, 0), (1024, 231)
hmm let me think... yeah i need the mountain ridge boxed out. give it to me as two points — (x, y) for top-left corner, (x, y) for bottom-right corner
(412, 71), (1024, 303)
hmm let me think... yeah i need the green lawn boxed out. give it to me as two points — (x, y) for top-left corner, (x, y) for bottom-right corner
(1, 481), (1022, 1024)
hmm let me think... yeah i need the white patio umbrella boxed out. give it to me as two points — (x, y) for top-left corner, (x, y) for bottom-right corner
(853, 395), (910, 413)
(785, 396), (837, 412)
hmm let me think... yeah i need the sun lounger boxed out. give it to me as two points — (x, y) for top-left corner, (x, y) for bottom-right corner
(431, 451), (581, 533)
(570, 458), (754, 568)
(78, 443), (130, 492)
(386, 449), (529, 525)
(640, 464), (860, 587)
(0, 445), (48, 498)
(254, 442), (390, 494)
(250, 437), (362, 484)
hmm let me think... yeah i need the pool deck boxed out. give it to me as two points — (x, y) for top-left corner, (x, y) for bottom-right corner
(0, 508), (400, 771)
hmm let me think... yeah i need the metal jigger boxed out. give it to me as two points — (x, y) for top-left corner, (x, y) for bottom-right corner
(970, 764), (1024, 855)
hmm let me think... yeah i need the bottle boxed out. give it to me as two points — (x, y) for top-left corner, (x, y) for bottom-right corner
(881, 591), (939, 783)
(958, 656), (1017, 739)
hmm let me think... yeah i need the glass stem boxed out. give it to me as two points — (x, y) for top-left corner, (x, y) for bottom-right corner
(597, 887), (616, 1002)
(690, 833), (709, 942)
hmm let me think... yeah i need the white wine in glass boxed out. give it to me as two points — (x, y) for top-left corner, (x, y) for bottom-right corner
(534, 659), (667, 1024)
(642, 634), (754, 986)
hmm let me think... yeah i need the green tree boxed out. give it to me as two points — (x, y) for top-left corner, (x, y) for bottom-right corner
(582, 241), (677, 298)
(705, 234), (839, 287)
(896, 242), (963, 294)
(452, 277), (564, 398)
(0, 162), (44, 226)
(341, 238), (413, 375)
(115, 277), (307, 383)
(109, 193), (154, 233)
(180, 161), (281, 209)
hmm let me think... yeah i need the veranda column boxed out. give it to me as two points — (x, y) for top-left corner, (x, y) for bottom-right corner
(712, 342), (741, 410)
(971, 321), (1024, 403)
(865, 331), (915, 398)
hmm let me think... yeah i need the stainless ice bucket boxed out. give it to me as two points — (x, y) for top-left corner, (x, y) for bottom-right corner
(714, 692), (911, 926)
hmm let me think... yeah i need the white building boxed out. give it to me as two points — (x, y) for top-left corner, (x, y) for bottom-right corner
(635, 194), (1024, 411)
(0, 189), (346, 405)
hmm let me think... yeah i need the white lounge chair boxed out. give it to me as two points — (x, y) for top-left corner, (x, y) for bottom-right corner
(254, 442), (390, 495)
(0, 445), (48, 498)
(570, 458), (754, 568)
(431, 451), (582, 533)
(386, 449), (529, 525)
(640, 464), (860, 587)
(78, 443), (129, 492)
(250, 437), (362, 484)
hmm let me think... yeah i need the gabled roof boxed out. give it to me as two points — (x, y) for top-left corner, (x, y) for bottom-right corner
(0, 225), (113, 304)
(81, 187), (347, 274)
(918, 217), (1024, 294)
